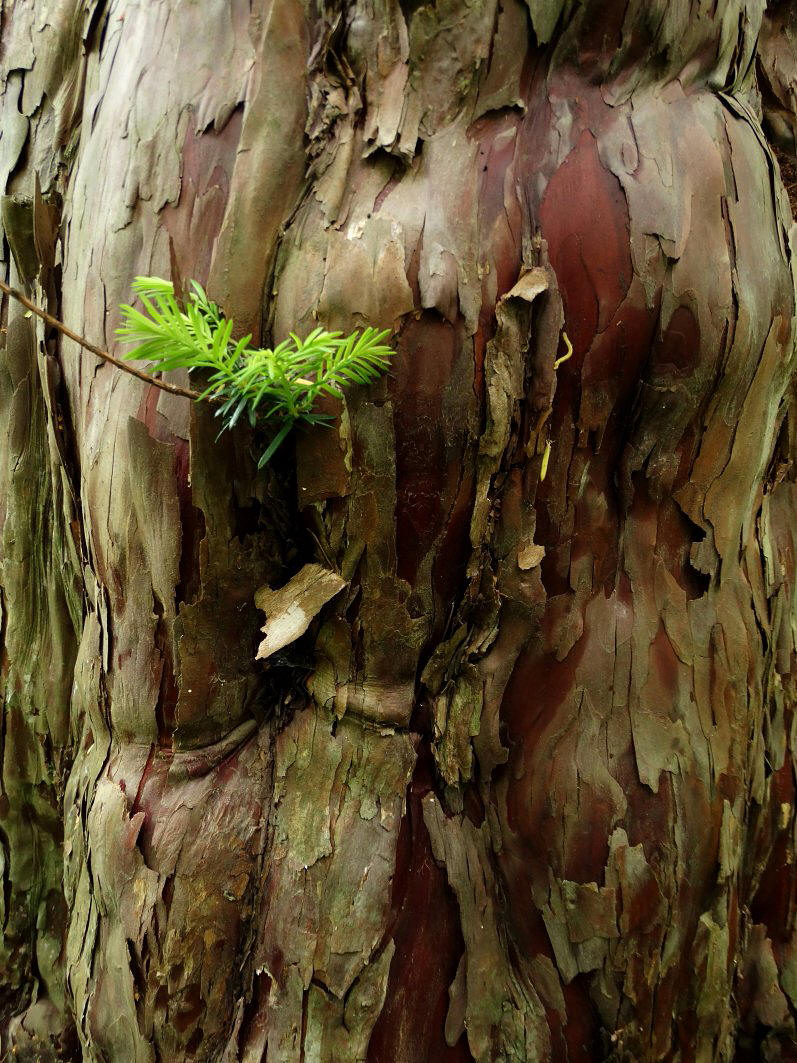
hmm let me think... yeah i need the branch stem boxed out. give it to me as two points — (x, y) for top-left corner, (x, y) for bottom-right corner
(0, 278), (204, 401)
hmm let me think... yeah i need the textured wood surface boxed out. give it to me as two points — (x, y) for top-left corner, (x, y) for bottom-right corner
(1, 1), (797, 1060)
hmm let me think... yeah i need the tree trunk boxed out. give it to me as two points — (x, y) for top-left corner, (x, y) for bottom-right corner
(2, 1), (797, 1060)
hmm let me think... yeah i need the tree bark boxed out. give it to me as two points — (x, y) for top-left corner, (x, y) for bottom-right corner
(2, 1), (797, 1061)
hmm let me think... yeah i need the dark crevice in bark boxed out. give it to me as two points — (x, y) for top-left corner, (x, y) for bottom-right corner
(237, 968), (272, 1059)
(773, 141), (797, 217)
(176, 497), (205, 609)
(153, 594), (177, 749)
(368, 749), (474, 1063)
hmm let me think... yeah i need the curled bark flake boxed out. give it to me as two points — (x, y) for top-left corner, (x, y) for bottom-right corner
(255, 563), (347, 661)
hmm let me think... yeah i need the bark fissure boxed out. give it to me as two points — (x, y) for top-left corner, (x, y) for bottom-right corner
(3, 0), (797, 1061)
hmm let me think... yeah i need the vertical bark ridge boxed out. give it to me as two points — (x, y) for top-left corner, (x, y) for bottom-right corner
(1, 1), (797, 1061)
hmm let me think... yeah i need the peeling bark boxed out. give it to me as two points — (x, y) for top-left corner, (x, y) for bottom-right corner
(2, 1), (797, 1061)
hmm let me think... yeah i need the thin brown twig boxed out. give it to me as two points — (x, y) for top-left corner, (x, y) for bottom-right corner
(0, 277), (204, 401)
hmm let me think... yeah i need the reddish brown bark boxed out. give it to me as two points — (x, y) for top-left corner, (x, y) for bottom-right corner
(2, 1), (797, 1061)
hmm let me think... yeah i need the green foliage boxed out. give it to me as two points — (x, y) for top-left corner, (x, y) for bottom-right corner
(116, 276), (394, 465)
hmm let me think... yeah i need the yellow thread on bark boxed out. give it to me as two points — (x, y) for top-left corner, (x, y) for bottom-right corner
(540, 440), (552, 481)
(539, 332), (572, 481)
(554, 331), (573, 369)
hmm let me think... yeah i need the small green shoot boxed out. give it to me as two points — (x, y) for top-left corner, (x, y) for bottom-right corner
(116, 276), (394, 466)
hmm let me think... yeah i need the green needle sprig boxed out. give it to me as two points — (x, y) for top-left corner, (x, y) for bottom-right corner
(116, 276), (394, 466)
